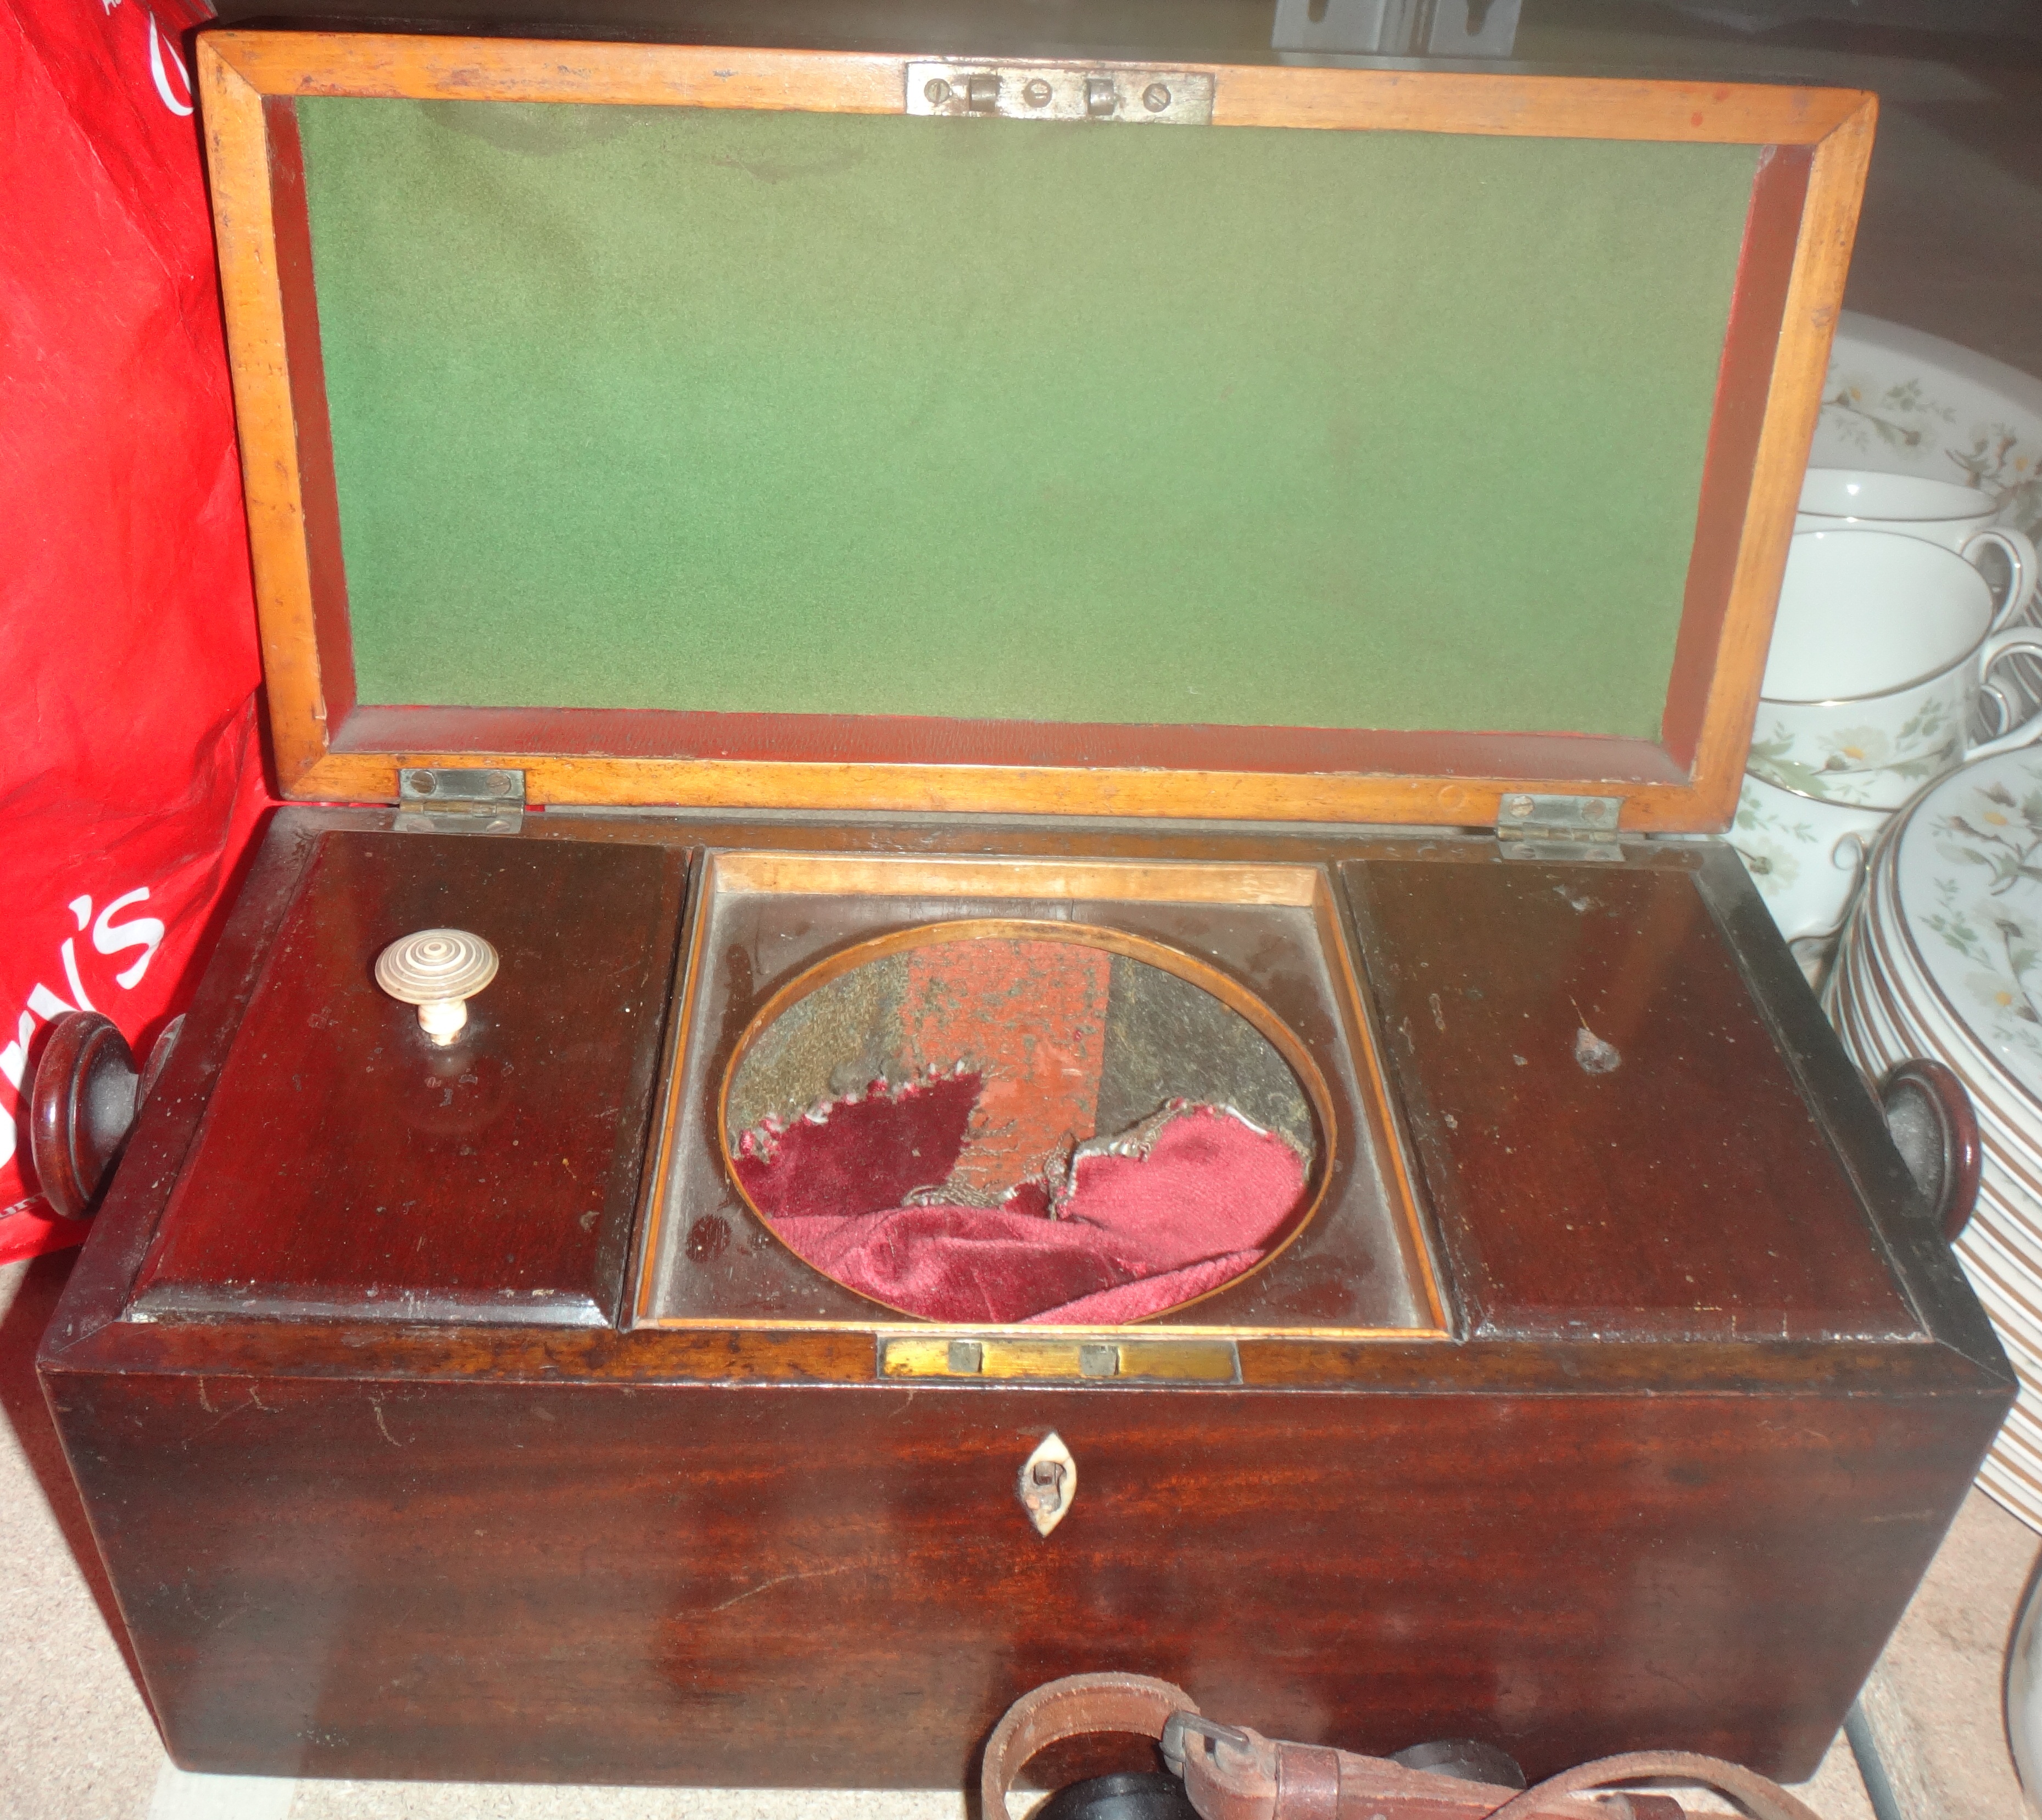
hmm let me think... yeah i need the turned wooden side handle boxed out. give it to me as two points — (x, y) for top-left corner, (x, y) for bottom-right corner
(29, 1011), (181, 1221)
(1880, 1058), (1983, 1244)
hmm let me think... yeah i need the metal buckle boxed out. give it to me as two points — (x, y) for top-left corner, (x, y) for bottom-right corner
(1161, 1712), (1256, 1776)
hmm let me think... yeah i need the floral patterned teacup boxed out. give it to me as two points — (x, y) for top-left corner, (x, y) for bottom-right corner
(1754, 531), (2042, 809)
(1799, 467), (2037, 628)
(1750, 629), (2042, 810)
(1732, 771), (1887, 944)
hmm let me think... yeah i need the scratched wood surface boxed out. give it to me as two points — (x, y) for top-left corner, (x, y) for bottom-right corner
(36, 807), (2014, 1791)
(40, 1367), (2000, 1787)
(130, 830), (687, 1323)
(1343, 856), (1923, 1342)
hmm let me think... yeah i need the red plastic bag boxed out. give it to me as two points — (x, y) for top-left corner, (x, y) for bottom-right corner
(1, 0), (270, 1263)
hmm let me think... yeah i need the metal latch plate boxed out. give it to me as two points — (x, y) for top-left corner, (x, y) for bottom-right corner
(906, 62), (1215, 125)
(1496, 793), (1625, 862)
(881, 1334), (1239, 1383)
(395, 767), (526, 834)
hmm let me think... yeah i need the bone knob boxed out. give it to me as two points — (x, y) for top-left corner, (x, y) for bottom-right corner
(375, 929), (498, 1043)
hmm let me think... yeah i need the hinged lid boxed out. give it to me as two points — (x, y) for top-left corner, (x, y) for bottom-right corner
(197, 31), (1873, 832)
(394, 766), (525, 833)
(1495, 792), (1626, 861)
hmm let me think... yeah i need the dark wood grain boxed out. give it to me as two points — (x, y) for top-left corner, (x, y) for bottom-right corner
(42, 1310), (2010, 1396)
(129, 831), (685, 1324)
(1343, 853), (1920, 1342)
(36, 806), (2013, 1794)
(41, 1366), (1999, 1787)
(1688, 850), (2005, 1371)
(42, 808), (317, 1349)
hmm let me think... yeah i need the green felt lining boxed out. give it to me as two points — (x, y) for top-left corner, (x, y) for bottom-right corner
(297, 98), (1760, 738)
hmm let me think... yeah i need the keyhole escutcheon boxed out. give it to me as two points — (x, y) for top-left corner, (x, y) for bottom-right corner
(1018, 1431), (1077, 1537)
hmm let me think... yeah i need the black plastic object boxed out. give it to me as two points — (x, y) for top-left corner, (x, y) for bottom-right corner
(1037, 1771), (1201, 1820)
(1390, 1738), (1529, 1789)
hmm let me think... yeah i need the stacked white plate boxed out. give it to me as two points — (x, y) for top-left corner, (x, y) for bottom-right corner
(1829, 747), (2042, 1529)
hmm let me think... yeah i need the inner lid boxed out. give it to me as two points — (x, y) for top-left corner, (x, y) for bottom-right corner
(294, 97), (1760, 745)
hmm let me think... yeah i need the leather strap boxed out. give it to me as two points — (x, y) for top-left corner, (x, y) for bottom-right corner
(1487, 1750), (1826, 1820)
(1273, 1742), (1342, 1819)
(981, 1675), (1833, 1820)
(979, 1671), (1197, 1818)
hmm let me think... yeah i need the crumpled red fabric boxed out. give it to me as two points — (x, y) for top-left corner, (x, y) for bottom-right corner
(1, 0), (269, 1264)
(734, 1072), (983, 1219)
(764, 1105), (1305, 1324)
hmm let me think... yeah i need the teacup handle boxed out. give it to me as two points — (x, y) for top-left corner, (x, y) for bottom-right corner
(1965, 524), (2038, 630)
(1812, 828), (1872, 942)
(1970, 632), (2042, 758)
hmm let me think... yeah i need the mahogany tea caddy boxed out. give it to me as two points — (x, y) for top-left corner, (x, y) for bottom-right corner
(32, 25), (2013, 1794)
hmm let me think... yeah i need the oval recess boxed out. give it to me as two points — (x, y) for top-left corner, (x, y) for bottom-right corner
(719, 918), (1335, 1324)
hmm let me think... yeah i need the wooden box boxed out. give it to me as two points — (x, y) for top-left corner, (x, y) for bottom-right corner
(36, 26), (2013, 1793)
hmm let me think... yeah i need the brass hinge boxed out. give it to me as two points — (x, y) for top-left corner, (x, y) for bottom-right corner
(1495, 794), (1625, 862)
(395, 767), (525, 834)
(905, 61), (1215, 125)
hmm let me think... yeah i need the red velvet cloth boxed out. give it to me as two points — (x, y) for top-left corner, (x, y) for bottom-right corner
(733, 1073), (981, 1219)
(760, 1105), (1304, 1324)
